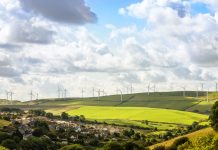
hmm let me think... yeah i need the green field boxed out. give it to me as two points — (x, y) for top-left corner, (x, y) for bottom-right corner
(66, 106), (208, 125)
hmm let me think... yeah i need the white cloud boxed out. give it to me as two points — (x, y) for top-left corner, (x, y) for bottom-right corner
(0, 0), (218, 100)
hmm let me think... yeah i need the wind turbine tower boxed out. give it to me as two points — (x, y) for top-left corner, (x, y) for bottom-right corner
(216, 83), (218, 92)
(58, 86), (61, 98)
(181, 86), (186, 97)
(64, 89), (67, 99)
(196, 87), (199, 98)
(201, 83), (204, 91)
(81, 88), (85, 98)
(207, 89), (209, 102)
(147, 83), (150, 96)
(30, 90), (34, 101)
(97, 89), (100, 101)
(5, 91), (9, 100)
(117, 89), (123, 102)
(92, 88), (95, 97)
(130, 84), (133, 94)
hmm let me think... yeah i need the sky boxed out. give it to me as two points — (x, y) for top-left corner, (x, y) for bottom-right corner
(0, 0), (218, 100)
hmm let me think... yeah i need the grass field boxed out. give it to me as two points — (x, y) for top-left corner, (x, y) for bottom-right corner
(65, 106), (208, 125)
(150, 127), (216, 149)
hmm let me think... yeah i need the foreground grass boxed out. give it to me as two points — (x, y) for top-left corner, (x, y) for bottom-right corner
(150, 127), (216, 149)
(66, 106), (208, 125)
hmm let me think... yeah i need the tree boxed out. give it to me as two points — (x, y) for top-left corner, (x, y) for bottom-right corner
(29, 110), (46, 116)
(103, 142), (125, 150)
(32, 128), (44, 137)
(209, 101), (218, 131)
(124, 141), (145, 150)
(61, 112), (69, 120)
(33, 120), (49, 133)
(46, 112), (54, 119)
(133, 133), (141, 140)
(1, 139), (16, 150)
(0, 132), (11, 143)
(169, 137), (189, 150)
(19, 137), (56, 150)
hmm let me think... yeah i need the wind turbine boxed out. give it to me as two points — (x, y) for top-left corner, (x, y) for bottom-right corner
(216, 83), (218, 92)
(64, 89), (67, 99)
(30, 90), (34, 101)
(10, 91), (14, 104)
(206, 88), (209, 102)
(147, 83), (150, 96)
(96, 89), (101, 101)
(181, 86), (186, 97)
(57, 86), (61, 98)
(117, 89), (123, 102)
(5, 90), (9, 100)
(81, 88), (85, 98)
(130, 84), (133, 94)
(126, 87), (129, 94)
(196, 87), (199, 98)
(92, 88), (95, 97)
(201, 83), (204, 91)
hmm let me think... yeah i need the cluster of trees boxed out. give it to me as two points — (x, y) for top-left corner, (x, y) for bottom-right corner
(0, 108), (23, 113)
(28, 110), (86, 122)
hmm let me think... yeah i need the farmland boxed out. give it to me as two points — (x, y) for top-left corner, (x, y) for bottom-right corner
(65, 106), (207, 125)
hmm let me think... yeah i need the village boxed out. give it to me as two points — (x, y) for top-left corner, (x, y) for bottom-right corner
(0, 108), (150, 149)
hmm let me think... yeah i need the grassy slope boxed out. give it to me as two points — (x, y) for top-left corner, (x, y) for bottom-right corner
(37, 91), (218, 114)
(150, 128), (216, 149)
(37, 92), (205, 110)
(66, 106), (207, 125)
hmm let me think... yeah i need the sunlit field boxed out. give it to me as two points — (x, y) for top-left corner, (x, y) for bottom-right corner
(67, 106), (208, 125)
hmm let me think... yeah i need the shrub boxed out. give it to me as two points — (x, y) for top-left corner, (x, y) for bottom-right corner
(103, 142), (125, 150)
(46, 112), (54, 119)
(19, 137), (56, 150)
(60, 144), (84, 150)
(0, 132), (11, 143)
(124, 141), (145, 150)
(32, 128), (44, 137)
(61, 112), (69, 120)
(169, 137), (189, 150)
(153, 145), (165, 150)
(1, 139), (16, 149)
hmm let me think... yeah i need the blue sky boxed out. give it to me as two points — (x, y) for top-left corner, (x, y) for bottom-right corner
(85, 0), (145, 39)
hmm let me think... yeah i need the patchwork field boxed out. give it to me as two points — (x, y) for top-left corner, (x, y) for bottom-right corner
(32, 91), (216, 112)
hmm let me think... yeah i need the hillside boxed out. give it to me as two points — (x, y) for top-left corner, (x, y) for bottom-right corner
(150, 127), (216, 149)
(27, 91), (218, 114)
